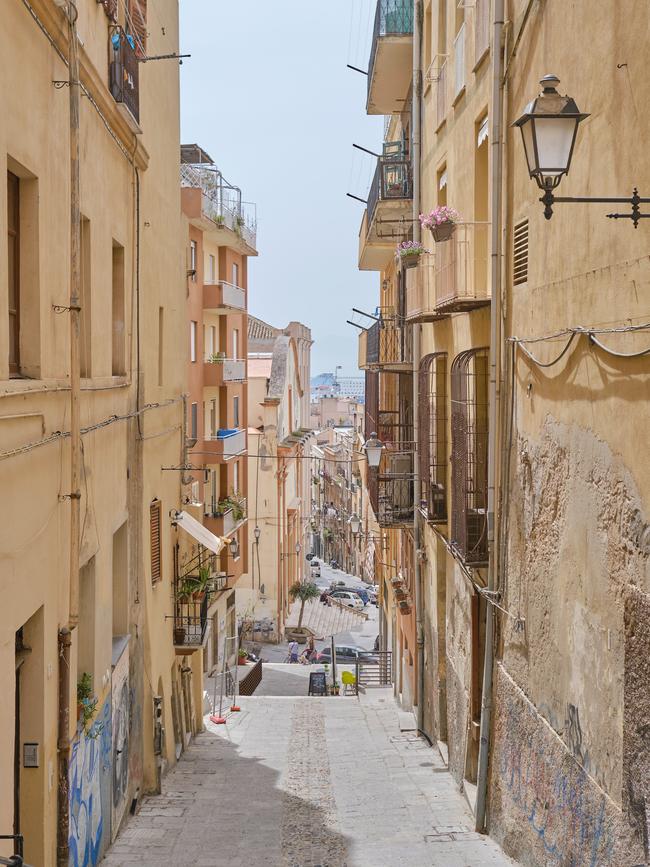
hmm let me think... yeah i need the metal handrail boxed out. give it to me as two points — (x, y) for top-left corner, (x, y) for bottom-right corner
(368, 0), (414, 96)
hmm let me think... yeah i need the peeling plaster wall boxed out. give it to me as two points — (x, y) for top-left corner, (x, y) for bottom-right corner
(491, 417), (649, 864)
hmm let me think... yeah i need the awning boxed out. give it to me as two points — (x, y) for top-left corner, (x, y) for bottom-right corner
(172, 510), (225, 555)
(438, 169), (448, 190)
(477, 116), (489, 147)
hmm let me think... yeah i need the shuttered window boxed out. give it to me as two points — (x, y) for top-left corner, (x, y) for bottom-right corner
(513, 219), (529, 285)
(150, 499), (161, 585)
(127, 0), (147, 58)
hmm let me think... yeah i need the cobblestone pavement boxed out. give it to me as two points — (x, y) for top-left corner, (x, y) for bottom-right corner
(102, 691), (516, 867)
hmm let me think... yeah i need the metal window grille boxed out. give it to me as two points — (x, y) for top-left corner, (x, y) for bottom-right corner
(450, 349), (489, 565)
(150, 499), (162, 584)
(109, 25), (140, 123)
(513, 218), (529, 285)
(419, 353), (447, 522)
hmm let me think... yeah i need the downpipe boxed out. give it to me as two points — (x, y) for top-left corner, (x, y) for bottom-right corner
(412, 0), (425, 733)
(475, 0), (505, 834)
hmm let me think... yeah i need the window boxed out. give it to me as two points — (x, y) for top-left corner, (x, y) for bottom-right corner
(206, 324), (217, 357)
(158, 306), (164, 385)
(210, 399), (216, 436)
(450, 348), (489, 565)
(150, 500), (162, 585)
(232, 328), (239, 360)
(190, 402), (198, 439)
(189, 240), (197, 280)
(78, 557), (96, 680)
(80, 216), (92, 378)
(112, 241), (125, 375)
(437, 165), (447, 206)
(475, 0), (490, 62)
(112, 522), (128, 636)
(208, 254), (216, 284)
(233, 460), (239, 495)
(419, 354), (447, 522)
(233, 395), (240, 428)
(190, 320), (197, 362)
(7, 171), (19, 375)
(232, 262), (239, 286)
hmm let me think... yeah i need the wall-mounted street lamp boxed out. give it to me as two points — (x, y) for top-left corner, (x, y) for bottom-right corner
(363, 432), (384, 468)
(348, 513), (361, 535)
(514, 75), (650, 226)
(279, 542), (301, 561)
(229, 537), (240, 558)
(253, 526), (261, 543)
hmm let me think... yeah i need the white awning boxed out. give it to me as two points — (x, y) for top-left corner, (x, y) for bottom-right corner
(172, 510), (225, 555)
(477, 116), (489, 147)
(438, 169), (448, 190)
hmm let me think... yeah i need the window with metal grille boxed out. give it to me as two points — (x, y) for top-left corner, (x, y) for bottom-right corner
(419, 353), (447, 522)
(365, 370), (379, 437)
(513, 218), (529, 285)
(450, 348), (489, 565)
(150, 499), (162, 585)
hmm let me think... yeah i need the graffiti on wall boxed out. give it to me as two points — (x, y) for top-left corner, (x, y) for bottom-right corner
(69, 696), (112, 867)
(111, 645), (130, 839)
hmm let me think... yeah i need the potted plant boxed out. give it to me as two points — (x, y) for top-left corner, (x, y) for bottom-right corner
(332, 681), (340, 696)
(77, 673), (98, 733)
(173, 625), (187, 645)
(237, 647), (248, 666)
(215, 214), (225, 227)
(207, 351), (225, 364)
(419, 206), (460, 242)
(192, 566), (212, 601)
(396, 240), (428, 269)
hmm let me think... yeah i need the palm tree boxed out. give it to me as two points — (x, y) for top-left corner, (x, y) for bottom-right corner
(289, 580), (320, 629)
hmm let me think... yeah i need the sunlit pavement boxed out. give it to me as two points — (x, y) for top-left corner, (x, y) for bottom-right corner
(101, 690), (516, 867)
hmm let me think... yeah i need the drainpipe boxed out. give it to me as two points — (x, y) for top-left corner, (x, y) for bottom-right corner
(59, 3), (81, 863)
(412, 0), (424, 732)
(475, 0), (505, 834)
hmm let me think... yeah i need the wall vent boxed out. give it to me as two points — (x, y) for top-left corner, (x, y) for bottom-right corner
(513, 218), (529, 285)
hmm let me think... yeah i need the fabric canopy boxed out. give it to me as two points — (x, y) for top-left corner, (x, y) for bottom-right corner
(173, 510), (225, 555)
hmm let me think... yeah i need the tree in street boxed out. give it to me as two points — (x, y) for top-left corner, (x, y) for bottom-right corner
(289, 580), (321, 628)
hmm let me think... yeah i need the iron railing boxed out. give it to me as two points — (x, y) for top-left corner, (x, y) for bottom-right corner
(239, 659), (263, 696)
(367, 156), (413, 225)
(109, 26), (139, 124)
(180, 163), (257, 249)
(433, 222), (490, 311)
(355, 651), (393, 689)
(368, 0), (414, 97)
(419, 354), (448, 522)
(450, 348), (489, 565)
(173, 593), (209, 648)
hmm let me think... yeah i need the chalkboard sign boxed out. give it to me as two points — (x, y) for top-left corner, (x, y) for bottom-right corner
(308, 671), (327, 696)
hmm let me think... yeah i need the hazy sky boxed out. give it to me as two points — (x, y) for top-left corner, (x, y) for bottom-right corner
(179, 1), (382, 377)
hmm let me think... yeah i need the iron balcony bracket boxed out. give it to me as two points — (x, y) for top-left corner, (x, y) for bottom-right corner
(541, 187), (650, 227)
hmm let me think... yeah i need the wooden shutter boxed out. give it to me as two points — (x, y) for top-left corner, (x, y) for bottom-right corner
(7, 172), (19, 375)
(101, 0), (118, 23)
(513, 219), (529, 285)
(150, 499), (161, 585)
(128, 0), (147, 57)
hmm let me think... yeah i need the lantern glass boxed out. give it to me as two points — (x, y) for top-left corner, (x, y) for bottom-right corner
(229, 537), (239, 557)
(364, 432), (384, 468)
(349, 513), (361, 535)
(533, 116), (579, 184)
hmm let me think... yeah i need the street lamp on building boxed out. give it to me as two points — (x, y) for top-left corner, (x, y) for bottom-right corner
(229, 536), (240, 558)
(363, 432), (384, 468)
(515, 75), (650, 226)
(348, 513), (361, 535)
(254, 526), (261, 543)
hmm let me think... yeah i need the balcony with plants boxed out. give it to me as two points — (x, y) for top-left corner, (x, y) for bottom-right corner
(203, 354), (246, 386)
(366, 0), (414, 115)
(359, 142), (413, 271)
(204, 495), (247, 538)
(173, 551), (229, 652)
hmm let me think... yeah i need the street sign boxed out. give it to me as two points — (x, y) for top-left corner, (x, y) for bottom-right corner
(306, 553), (314, 561)
(308, 671), (327, 696)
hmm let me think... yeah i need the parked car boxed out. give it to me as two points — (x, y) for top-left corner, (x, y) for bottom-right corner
(328, 590), (364, 610)
(366, 587), (378, 605)
(318, 645), (379, 665)
(335, 586), (369, 605)
(310, 561), (321, 578)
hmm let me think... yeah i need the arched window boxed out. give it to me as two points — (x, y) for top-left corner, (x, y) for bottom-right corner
(450, 348), (489, 565)
(418, 353), (447, 522)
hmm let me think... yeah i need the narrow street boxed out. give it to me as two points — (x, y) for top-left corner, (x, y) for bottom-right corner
(102, 690), (514, 867)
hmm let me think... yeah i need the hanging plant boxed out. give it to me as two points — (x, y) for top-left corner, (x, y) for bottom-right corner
(396, 240), (428, 268)
(419, 206), (460, 242)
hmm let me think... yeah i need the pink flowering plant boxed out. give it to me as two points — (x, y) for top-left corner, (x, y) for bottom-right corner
(419, 206), (460, 230)
(396, 240), (429, 259)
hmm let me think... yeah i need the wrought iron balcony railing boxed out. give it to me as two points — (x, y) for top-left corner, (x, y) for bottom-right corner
(367, 156), (412, 226)
(109, 26), (139, 125)
(368, 0), (414, 100)
(365, 318), (413, 368)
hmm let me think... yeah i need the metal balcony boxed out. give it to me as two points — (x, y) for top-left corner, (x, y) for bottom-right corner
(433, 222), (491, 313)
(367, 0), (414, 115)
(109, 26), (140, 130)
(204, 498), (247, 537)
(202, 428), (247, 460)
(173, 594), (208, 653)
(203, 281), (246, 312)
(405, 254), (449, 323)
(363, 316), (412, 372)
(359, 151), (413, 270)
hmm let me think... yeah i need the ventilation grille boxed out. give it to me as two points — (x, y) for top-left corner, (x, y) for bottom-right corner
(513, 219), (529, 285)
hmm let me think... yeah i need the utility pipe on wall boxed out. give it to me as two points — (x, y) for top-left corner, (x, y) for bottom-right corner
(412, 0), (425, 734)
(475, 0), (505, 834)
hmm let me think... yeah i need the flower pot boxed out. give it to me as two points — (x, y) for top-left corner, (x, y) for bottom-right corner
(400, 253), (420, 269)
(192, 591), (206, 602)
(430, 222), (455, 242)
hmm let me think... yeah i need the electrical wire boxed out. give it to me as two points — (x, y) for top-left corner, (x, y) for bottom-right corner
(511, 321), (650, 367)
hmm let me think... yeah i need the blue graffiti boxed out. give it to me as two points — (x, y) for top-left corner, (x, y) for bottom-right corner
(69, 697), (112, 867)
(498, 702), (615, 867)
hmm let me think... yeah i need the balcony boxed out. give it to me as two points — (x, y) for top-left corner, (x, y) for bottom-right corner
(358, 329), (369, 370)
(363, 316), (412, 371)
(433, 223), (491, 312)
(405, 254), (449, 323)
(180, 160), (257, 255)
(109, 27), (140, 131)
(368, 454), (415, 528)
(202, 428), (247, 460)
(359, 151), (413, 270)
(203, 281), (246, 312)
(204, 498), (247, 537)
(203, 358), (246, 386)
(367, 0), (414, 115)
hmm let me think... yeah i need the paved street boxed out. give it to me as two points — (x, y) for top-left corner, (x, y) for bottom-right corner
(102, 690), (515, 867)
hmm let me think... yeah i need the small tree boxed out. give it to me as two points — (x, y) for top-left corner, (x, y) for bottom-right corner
(289, 580), (321, 628)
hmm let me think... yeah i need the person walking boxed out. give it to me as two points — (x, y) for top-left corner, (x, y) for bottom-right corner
(288, 640), (299, 663)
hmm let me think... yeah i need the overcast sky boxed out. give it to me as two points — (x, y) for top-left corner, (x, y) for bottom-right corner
(179, 0), (382, 378)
